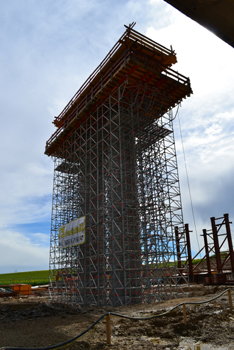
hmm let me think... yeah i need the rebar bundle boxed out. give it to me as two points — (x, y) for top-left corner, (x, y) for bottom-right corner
(46, 25), (192, 307)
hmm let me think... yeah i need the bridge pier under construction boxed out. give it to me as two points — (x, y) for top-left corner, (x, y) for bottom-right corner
(45, 24), (192, 306)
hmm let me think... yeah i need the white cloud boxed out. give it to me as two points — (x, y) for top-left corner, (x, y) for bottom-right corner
(0, 229), (49, 273)
(32, 233), (50, 244)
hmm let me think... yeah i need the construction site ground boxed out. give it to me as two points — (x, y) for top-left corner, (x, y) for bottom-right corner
(0, 285), (234, 350)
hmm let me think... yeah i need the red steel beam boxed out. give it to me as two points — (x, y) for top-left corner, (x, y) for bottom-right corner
(203, 229), (211, 275)
(211, 216), (222, 273)
(185, 223), (193, 276)
(224, 213), (234, 274)
(175, 226), (181, 269)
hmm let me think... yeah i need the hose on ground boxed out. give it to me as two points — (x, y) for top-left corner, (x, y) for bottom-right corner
(1, 288), (233, 350)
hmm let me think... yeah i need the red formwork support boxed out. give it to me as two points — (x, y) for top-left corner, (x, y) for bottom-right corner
(210, 216), (223, 273)
(185, 223), (193, 277)
(203, 229), (211, 275)
(183, 214), (234, 284)
(224, 213), (234, 274)
(175, 226), (181, 269)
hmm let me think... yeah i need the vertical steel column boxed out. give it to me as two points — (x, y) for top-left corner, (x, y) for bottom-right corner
(203, 229), (211, 275)
(224, 213), (234, 274)
(210, 216), (222, 273)
(175, 226), (181, 269)
(185, 224), (193, 277)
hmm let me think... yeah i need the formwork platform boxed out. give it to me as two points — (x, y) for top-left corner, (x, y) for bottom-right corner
(45, 24), (192, 307)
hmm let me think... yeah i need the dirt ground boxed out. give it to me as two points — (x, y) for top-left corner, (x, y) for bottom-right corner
(0, 285), (234, 350)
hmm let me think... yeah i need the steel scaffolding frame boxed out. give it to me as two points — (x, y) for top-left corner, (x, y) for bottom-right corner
(46, 25), (192, 307)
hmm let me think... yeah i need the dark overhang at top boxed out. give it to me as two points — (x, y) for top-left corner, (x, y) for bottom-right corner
(164, 0), (234, 48)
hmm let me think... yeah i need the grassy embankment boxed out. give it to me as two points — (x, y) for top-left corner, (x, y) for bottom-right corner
(0, 270), (49, 286)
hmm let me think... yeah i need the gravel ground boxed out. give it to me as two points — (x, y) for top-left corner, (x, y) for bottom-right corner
(0, 285), (234, 350)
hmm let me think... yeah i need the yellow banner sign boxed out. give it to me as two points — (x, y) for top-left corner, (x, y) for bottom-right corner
(59, 216), (86, 248)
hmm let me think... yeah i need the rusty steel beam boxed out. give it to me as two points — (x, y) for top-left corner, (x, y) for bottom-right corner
(224, 213), (234, 274)
(175, 226), (181, 269)
(211, 216), (222, 273)
(185, 223), (193, 276)
(203, 229), (211, 275)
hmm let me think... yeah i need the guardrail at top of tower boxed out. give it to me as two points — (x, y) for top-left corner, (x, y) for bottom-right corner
(52, 24), (177, 128)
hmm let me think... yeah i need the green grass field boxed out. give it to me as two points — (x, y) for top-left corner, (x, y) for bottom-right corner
(0, 270), (49, 286)
(0, 254), (224, 286)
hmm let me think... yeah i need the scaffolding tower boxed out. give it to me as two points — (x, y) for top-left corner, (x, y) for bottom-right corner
(45, 24), (192, 307)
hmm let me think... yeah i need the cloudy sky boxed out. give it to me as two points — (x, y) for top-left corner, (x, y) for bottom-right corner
(0, 0), (234, 273)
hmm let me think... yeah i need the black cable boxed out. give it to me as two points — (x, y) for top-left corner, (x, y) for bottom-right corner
(111, 288), (233, 320)
(1, 288), (233, 350)
(177, 109), (200, 255)
(1, 313), (108, 350)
